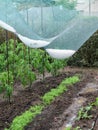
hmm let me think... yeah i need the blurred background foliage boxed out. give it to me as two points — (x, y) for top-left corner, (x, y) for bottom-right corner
(68, 30), (98, 67)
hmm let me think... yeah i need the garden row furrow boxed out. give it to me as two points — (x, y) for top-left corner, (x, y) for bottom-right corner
(25, 73), (97, 130)
(5, 76), (80, 130)
(0, 73), (69, 129)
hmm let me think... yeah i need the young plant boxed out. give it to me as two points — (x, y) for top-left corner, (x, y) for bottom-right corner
(17, 59), (36, 87)
(61, 76), (80, 86)
(0, 71), (13, 102)
(42, 76), (79, 105)
(64, 126), (72, 130)
(31, 49), (51, 80)
(77, 105), (92, 120)
(65, 126), (82, 130)
(42, 82), (67, 105)
(50, 58), (66, 77)
(5, 105), (43, 130)
(91, 97), (98, 106)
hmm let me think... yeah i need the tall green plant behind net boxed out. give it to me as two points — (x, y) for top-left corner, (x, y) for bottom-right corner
(0, 0), (98, 59)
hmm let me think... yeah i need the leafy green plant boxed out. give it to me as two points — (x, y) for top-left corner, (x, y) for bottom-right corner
(0, 54), (5, 72)
(5, 105), (43, 130)
(77, 105), (92, 120)
(42, 88), (62, 105)
(0, 71), (13, 102)
(61, 76), (80, 86)
(91, 97), (98, 106)
(65, 126), (82, 130)
(0, 39), (69, 102)
(42, 83), (67, 105)
(37, 50), (48, 79)
(77, 97), (98, 121)
(0, 39), (67, 84)
(30, 49), (66, 78)
(95, 97), (98, 106)
(65, 126), (72, 130)
(50, 59), (66, 77)
(17, 59), (36, 87)
(42, 76), (79, 105)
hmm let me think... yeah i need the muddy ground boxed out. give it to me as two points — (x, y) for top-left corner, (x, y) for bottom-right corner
(0, 67), (98, 130)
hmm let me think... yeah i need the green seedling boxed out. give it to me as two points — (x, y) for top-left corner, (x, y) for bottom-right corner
(91, 97), (98, 106)
(0, 71), (13, 102)
(65, 126), (82, 130)
(77, 105), (92, 120)
(42, 76), (79, 105)
(5, 105), (43, 130)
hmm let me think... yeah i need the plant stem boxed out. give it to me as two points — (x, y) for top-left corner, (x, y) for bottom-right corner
(5, 30), (11, 103)
(42, 50), (46, 80)
(28, 47), (32, 88)
(13, 35), (17, 81)
(90, 114), (98, 130)
(5, 30), (9, 85)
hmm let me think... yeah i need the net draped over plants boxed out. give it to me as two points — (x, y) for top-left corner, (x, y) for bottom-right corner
(0, 0), (98, 59)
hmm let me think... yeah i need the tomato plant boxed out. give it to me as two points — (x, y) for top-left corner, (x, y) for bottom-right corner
(0, 71), (13, 102)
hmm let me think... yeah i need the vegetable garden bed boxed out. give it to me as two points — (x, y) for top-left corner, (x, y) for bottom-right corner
(0, 67), (98, 130)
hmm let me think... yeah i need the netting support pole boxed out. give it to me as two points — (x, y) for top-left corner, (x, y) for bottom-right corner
(5, 30), (9, 85)
(42, 50), (46, 80)
(13, 35), (17, 81)
(26, 4), (32, 88)
(89, 0), (91, 15)
(41, 0), (44, 34)
(28, 48), (32, 88)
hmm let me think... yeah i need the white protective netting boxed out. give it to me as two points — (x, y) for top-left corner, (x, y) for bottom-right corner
(0, 0), (98, 59)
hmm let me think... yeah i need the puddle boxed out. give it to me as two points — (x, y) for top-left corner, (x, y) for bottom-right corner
(59, 97), (86, 130)
(78, 83), (98, 95)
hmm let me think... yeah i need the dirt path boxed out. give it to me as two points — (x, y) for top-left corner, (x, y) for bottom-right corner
(59, 82), (98, 130)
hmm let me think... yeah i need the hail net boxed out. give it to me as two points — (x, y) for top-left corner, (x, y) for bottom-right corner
(0, 0), (98, 59)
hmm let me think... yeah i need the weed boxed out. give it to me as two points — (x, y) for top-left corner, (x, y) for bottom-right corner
(77, 105), (92, 120)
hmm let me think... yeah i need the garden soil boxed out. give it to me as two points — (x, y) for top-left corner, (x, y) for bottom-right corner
(0, 67), (98, 130)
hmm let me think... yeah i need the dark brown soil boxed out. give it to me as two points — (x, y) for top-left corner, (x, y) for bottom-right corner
(0, 67), (98, 130)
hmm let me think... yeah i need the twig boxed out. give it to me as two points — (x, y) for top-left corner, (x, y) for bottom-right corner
(90, 114), (98, 130)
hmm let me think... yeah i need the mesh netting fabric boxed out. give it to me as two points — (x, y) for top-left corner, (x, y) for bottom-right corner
(0, 0), (98, 59)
